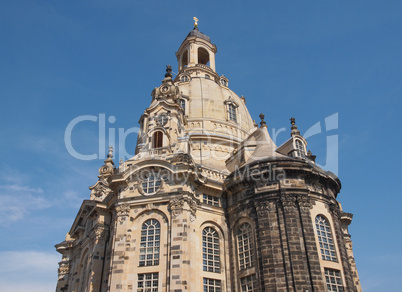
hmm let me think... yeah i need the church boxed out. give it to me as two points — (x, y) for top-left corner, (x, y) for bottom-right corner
(55, 21), (362, 292)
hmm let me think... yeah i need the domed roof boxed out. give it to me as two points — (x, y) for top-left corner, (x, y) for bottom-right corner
(178, 77), (255, 136)
(186, 28), (211, 42)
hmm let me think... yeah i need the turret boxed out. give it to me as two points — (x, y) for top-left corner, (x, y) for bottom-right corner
(176, 18), (217, 73)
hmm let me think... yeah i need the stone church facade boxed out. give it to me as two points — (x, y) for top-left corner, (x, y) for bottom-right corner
(55, 25), (361, 292)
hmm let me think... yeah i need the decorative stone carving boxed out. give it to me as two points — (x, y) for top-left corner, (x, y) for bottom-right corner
(280, 194), (297, 212)
(169, 198), (184, 218)
(172, 153), (194, 165)
(297, 195), (312, 212)
(168, 196), (200, 219)
(116, 204), (130, 222)
(98, 146), (115, 177)
(254, 201), (271, 217)
(89, 146), (116, 201)
(94, 226), (108, 242)
(330, 203), (341, 219)
(58, 261), (70, 276)
(89, 178), (112, 199)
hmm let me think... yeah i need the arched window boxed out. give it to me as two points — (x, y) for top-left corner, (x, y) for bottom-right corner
(315, 215), (337, 262)
(180, 75), (189, 82)
(139, 219), (160, 266)
(237, 223), (254, 270)
(198, 47), (210, 65)
(79, 252), (89, 292)
(181, 50), (188, 68)
(296, 140), (305, 158)
(202, 227), (220, 273)
(228, 104), (237, 122)
(141, 173), (162, 194)
(179, 99), (186, 111)
(152, 131), (163, 148)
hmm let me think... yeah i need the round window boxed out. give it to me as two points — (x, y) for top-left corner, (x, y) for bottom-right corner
(142, 173), (162, 194)
(157, 114), (168, 126)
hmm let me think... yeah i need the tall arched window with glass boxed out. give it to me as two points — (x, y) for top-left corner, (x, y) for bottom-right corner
(202, 227), (220, 273)
(152, 131), (163, 148)
(139, 219), (160, 266)
(79, 253), (89, 292)
(228, 104), (237, 122)
(179, 99), (186, 111)
(315, 215), (337, 262)
(237, 223), (254, 270)
(296, 140), (306, 158)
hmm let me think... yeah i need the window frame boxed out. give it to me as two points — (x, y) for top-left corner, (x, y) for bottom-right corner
(224, 97), (239, 123)
(179, 99), (186, 111)
(295, 139), (306, 158)
(315, 215), (338, 262)
(202, 227), (221, 273)
(228, 103), (237, 122)
(152, 131), (163, 148)
(324, 268), (344, 292)
(141, 173), (162, 195)
(203, 194), (219, 207)
(139, 219), (161, 267)
(240, 274), (257, 292)
(203, 277), (221, 292)
(237, 223), (254, 270)
(137, 272), (159, 292)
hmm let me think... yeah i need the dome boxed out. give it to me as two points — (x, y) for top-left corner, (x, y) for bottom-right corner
(178, 77), (255, 136)
(176, 75), (257, 171)
(171, 28), (258, 171)
(186, 28), (211, 42)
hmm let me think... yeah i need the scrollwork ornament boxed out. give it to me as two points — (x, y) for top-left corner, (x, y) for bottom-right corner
(168, 196), (200, 219)
(89, 178), (113, 199)
(172, 153), (194, 165)
(329, 203), (341, 219)
(58, 262), (70, 275)
(297, 195), (312, 212)
(255, 203), (268, 217)
(169, 198), (184, 218)
(116, 204), (130, 222)
(280, 194), (297, 212)
(94, 226), (108, 243)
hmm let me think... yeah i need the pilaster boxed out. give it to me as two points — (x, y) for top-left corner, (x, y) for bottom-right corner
(168, 196), (199, 291)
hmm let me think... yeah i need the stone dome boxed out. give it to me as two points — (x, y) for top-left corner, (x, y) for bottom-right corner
(173, 29), (257, 171)
(178, 77), (255, 137)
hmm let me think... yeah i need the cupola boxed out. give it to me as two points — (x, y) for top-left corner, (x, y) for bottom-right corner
(176, 17), (217, 72)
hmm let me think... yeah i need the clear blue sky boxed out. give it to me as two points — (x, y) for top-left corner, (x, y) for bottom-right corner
(1, 1), (401, 291)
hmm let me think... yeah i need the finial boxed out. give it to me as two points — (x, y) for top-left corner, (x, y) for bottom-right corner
(100, 145), (115, 175)
(193, 17), (199, 29)
(290, 117), (300, 136)
(107, 146), (114, 158)
(307, 150), (316, 162)
(165, 65), (172, 78)
(259, 113), (267, 127)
